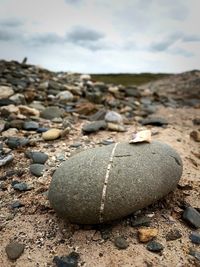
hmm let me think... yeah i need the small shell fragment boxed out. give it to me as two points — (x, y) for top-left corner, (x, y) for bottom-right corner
(129, 130), (152, 144)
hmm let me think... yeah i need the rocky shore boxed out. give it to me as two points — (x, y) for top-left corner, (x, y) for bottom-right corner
(0, 60), (199, 266)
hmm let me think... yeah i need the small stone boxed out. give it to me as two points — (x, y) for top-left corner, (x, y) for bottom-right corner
(107, 122), (126, 132)
(53, 252), (79, 267)
(70, 143), (82, 148)
(82, 120), (107, 134)
(189, 249), (200, 262)
(10, 93), (25, 105)
(11, 201), (24, 209)
(18, 105), (40, 117)
(40, 106), (64, 120)
(183, 207), (200, 228)
(105, 111), (123, 124)
(89, 109), (107, 121)
(6, 137), (29, 149)
(141, 117), (168, 126)
(0, 86), (14, 99)
(0, 98), (14, 106)
(131, 216), (151, 227)
(37, 127), (48, 133)
(189, 232), (200, 244)
(146, 241), (164, 253)
(23, 121), (39, 131)
(42, 129), (61, 141)
(114, 236), (129, 249)
(0, 154), (14, 167)
(138, 228), (158, 242)
(56, 91), (74, 103)
(5, 242), (25, 260)
(30, 164), (45, 177)
(190, 130), (200, 142)
(7, 119), (24, 130)
(193, 118), (200, 125)
(30, 152), (48, 164)
(12, 182), (29, 191)
(166, 229), (182, 241)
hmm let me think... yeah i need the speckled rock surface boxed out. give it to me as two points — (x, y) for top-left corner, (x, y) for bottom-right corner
(48, 141), (183, 224)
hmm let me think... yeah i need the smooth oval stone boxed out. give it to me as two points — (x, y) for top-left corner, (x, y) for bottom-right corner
(48, 141), (182, 224)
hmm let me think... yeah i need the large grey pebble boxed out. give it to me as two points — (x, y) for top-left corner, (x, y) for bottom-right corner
(48, 141), (182, 224)
(30, 164), (45, 177)
(40, 106), (64, 120)
(30, 151), (48, 164)
(5, 242), (25, 260)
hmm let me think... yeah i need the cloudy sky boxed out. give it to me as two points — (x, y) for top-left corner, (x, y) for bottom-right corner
(0, 0), (200, 73)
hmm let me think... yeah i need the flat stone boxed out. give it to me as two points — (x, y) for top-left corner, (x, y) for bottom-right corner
(0, 154), (14, 167)
(114, 236), (129, 249)
(30, 164), (45, 177)
(40, 106), (64, 120)
(30, 152), (48, 164)
(42, 129), (62, 141)
(48, 141), (183, 224)
(23, 121), (39, 131)
(146, 241), (164, 253)
(138, 228), (158, 243)
(183, 207), (200, 228)
(82, 120), (107, 134)
(189, 232), (200, 244)
(0, 86), (14, 99)
(0, 98), (14, 106)
(56, 90), (74, 103)
(189, 250), (200, 262)
(5, 242), (25, 260)
(141, 117), (168, 126)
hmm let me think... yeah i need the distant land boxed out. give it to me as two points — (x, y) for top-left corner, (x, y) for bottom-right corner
(91, 73), (171, 86)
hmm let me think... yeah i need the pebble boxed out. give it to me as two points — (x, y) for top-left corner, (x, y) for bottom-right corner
(0, 86), (14, 99)
(189, 232), (200, 244)
(6, 137), (29, 149)
(29, 151), (48, 164)
(42, 129), (62, 141)
(53, 252), (79, 267)
(18, 105), (40, 117)
(107, 122), (126, 132)
(138, 228), (158, 243)
(23, 121), (39, 131)
(190, 130), (200, 142)
(5, 242), (25, 260)
(0, 154), (14, 167)
(105, 111), (123, 124)
(48, 141), (182, 224)
(114, 236), (129, 249)
(37, 127), (49, 133)
(141, 117), (168, 126)
(166, 229), (182, 241)
(82, 120), (107, 134)
(56, 90), (74, 103)
(146, 241), (164, 253)
(189, 249), (200, 262)
(12, 182), (29, 191)
(30, 164), (45, 177)
(11, 200), (24, 209)
(40, 106), (64, 120)
(131, 215), (151, 227)
(182, 206), (200, 228)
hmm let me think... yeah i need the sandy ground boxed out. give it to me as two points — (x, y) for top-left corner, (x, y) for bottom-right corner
(0, 105), (199, 267)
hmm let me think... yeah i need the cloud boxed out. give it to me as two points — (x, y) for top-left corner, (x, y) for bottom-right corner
(182, 34), (200, 42)
(149, 32), (183, 52)
(0, 29), (20, 41)
(28, 32), (65, 46)
(65, 0), (81, 3)
(67, 26), (104, 43)
(0, 18), (24, 28)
